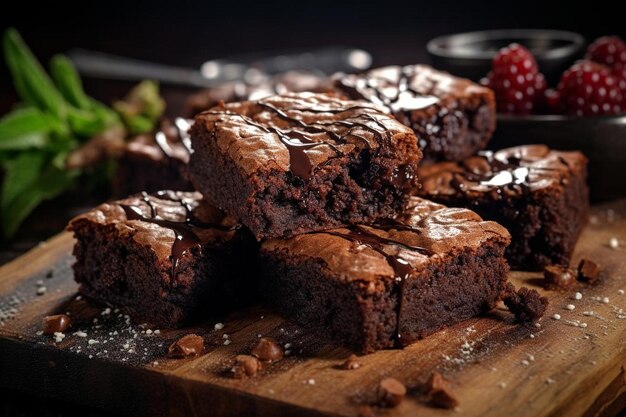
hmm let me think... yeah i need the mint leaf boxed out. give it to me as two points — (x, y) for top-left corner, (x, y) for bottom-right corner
(0, 107), (51, 150)
(50, 54), (92, 110)
(3, 28), (67, 119)
(1, 152), (78, 237)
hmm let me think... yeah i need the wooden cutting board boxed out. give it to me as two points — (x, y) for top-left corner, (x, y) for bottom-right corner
(1, 200), (625, 417)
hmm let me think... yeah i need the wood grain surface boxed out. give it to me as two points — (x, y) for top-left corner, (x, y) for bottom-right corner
(0, 201), (625, 417)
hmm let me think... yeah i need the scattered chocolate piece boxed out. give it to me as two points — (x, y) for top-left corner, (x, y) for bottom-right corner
(424, 372), (459, 409)
(341, 354), (361, 370)
(231, 355), (261, 379)
(543, 265), (577, 289)
(45, 269), (54, 278)
(250, 337), (283, 362)
(42, 314), (71, 335)
(377, 377), (406, 408)
(167, 334), (204, 358)
(503, 284), (549, 322)
(357, 405), (376, 417)
(578, 259), (600, 284)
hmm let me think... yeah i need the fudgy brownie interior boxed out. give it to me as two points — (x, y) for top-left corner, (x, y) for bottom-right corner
(189, 92), (422, 240)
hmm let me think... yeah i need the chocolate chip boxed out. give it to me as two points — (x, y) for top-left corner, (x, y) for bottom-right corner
(250, 337), (283, 362)
(377, 377), (406, 408)
(42, 314), (71, 335)
(543, 265), (577, 289)
(231, 355), (261, 379)
(341, 354), (361, 370)
(424, 372), (458, 409)
(578, 259), (600, 284)
(45, 269), (54, 278)
(167, 334), (204, 358)
(503, 284), (549, 322)
(357, 405), (375, 417)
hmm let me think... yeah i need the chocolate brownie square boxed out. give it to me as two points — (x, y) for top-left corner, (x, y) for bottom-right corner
(333, 65), (496, 161)
(189, 92), (422, 240)
(418, 145), (589, 270)
(260, 197), (510, 353)
(67, 191), (257, 327)
(113, 119), (194, 197)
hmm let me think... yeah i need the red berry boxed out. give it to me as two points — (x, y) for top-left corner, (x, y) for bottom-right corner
(613, 67), (626, 107)
(557, 60), (624, 116)
(586, 36), (626, 69)
(481, 43), (546, 115)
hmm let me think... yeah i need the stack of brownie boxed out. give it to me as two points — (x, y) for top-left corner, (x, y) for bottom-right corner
(71, 64), (589, 353)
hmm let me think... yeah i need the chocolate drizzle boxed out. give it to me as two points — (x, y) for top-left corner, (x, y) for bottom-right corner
(120, 191), (234, 278)
(153, 118), (193, 162)
(322, 224), (432, 346)
(204, 97), (402, 180)
(336, 66), (441, 113)
(422, 147), (572, 197)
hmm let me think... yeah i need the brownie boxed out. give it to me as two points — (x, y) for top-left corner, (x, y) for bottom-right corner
(260, 197), (511, 353)
(189, 92), (422, 240)
(418, 145), (589, 270)
(333, 65), (496, 161)
(67, 191), (257, 327)
(186, 70), (332, 116)
(113, 118), (194, 197)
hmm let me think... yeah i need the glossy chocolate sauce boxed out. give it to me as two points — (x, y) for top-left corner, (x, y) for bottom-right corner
(322, 224), (432, 345)
(203, 98), (407, 181)
(424, 149), (571, 197)
(336, 66), (441, 113)
(120, 191), (233, 278)
(153, 118), (193, 162)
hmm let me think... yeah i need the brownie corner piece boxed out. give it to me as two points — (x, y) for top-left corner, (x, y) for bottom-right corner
(189, 92), (421, 240)
(333, 64), (496, 161)
(260, 197), (510, 353)
(67, 191), (256, 327)
(113, 118), (194, 197)
(418, 144), (589, 270)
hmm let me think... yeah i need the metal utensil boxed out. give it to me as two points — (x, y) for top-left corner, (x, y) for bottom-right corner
(68, 46), (372, 88)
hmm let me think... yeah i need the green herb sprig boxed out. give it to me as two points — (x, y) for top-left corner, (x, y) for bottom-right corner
(0, 28), (165, 238)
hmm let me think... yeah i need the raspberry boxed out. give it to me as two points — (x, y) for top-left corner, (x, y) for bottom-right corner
(586, 36), (626, 69)
(613, 67), (626, 105)
(481, 43), (546, 114)
(557, 60), (624, 116)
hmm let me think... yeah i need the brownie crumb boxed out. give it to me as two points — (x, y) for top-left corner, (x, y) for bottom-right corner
(43, 314), (71, 335)
(357, 405), (376, 417)
(578, 259), (600, 284)
(377, 377), (406, 408)
(543, 265), (577, 289)
(503, 284), (549, 322)
(341, 354), (361, 370)
(231, 355), (261, 379)
(424, 372), (459, 409)
(167, 334), (204, 358)
(251, 337), (283, 362)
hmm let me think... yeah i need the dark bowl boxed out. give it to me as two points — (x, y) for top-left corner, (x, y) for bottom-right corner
(489, 114), (626, 202)
(427, 29), (586, 84)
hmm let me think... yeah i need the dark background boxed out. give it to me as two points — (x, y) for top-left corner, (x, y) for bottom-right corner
(1, 1), (626, 416)
(2, 0), (626, 104)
